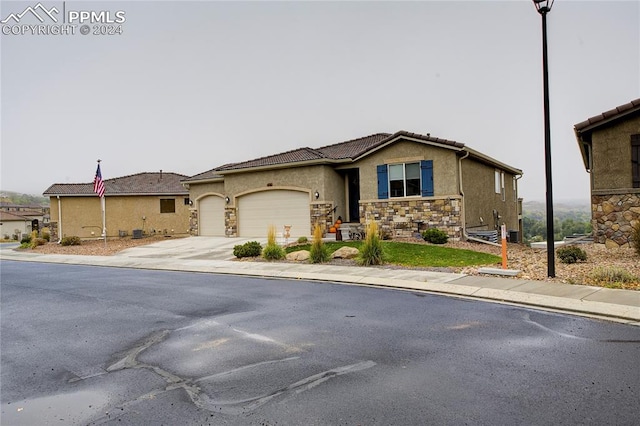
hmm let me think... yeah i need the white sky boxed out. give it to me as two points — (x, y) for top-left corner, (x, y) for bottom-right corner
(1, 0), (638, 202)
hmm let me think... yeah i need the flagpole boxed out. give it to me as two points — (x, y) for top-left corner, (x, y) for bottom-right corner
(96, 159), (106, 247)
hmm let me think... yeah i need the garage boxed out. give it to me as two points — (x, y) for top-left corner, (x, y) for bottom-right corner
(198, 196), (225, 236)
(238, 190), (311, 238)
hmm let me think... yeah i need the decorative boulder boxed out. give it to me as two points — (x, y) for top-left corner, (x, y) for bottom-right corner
(331, 246), (360, 259)
(286, 250), (310, 261)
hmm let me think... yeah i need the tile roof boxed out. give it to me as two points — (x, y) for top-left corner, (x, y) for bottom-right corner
(43, 172), (189, 196)
(0, 211), (35, 221)
(207, 132), (465, 173)
(574, 98), (640, 133)
(184, 130), (518, 181)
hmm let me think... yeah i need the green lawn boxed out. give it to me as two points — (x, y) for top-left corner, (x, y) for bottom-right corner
(286, 241), (501, 268)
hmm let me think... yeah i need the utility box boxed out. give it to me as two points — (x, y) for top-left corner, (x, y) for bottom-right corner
(508, 230), (519, 243)
(132, 229), (143, 239)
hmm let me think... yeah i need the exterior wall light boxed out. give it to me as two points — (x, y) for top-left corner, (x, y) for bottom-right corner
(314, 191), (320, 200)
(225, 196), (230, 204)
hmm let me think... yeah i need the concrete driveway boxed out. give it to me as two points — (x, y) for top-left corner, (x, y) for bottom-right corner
(115, 236), (268, 261)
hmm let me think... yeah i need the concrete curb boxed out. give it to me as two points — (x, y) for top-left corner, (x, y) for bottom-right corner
(2, 250), (638, 324)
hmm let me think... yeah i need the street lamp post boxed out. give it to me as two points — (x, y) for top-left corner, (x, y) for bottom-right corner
(533, 0), (555, 277)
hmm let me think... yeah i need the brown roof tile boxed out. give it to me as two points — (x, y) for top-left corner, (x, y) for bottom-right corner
(574, 98), (640, 132)
(43, 172), (189, 196)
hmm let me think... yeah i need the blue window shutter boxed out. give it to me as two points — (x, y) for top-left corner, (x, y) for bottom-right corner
(420, 160), (433, 196)
(377, 164), (388, 199)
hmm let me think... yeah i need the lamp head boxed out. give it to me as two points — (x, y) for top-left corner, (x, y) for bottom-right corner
(533, 0), (554, 14)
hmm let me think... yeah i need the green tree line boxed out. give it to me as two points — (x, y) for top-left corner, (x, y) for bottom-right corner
(523, 213), (592, 243)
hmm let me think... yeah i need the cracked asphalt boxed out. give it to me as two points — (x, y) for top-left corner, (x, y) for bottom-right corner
(1, 261), (639, 425)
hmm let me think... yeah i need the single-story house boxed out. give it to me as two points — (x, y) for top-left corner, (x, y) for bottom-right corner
(183, 130), (523, 241)
(574, 98), (640, 247)
(43, 171), (190, 241)
(0, 211), (35, 240)
(0, 203), (48, 234)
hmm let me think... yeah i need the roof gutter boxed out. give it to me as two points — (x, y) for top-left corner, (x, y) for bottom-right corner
(56, 196), (62, 244)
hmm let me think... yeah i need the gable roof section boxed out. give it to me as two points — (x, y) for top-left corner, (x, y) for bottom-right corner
(0, 210), (34, 222)
(185, 130), (520, 182)
(574, 98), (640, 170)
(43, 172), (189, 197)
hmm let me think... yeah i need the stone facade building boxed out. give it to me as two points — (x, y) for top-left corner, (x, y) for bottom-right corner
(575, 98), (640, 248)
(183, 130), (522, 241)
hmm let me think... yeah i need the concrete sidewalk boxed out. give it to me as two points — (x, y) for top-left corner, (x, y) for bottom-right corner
(1, 239), (638, 325)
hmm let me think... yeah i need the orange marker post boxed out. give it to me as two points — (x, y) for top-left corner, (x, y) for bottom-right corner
(501, 224), (507, 269)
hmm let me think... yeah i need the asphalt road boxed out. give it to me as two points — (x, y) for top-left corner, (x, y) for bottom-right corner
(1, 260), (639, 425)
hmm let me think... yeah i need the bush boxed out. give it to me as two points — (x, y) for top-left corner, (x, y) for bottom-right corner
(556, 245), (587, 264)
(631, 222), (640, 257)
(297, 236), (308, 244)
(60, 236), (82, 246)
(357, 221), (385, 266)
(309, 224), (331, 264)
(262, 244), (285, 260)
(42, 231), (50, 242)
(233, 241), (262, 258)
(262, 225), (285, 261)
(21, 234), (32, 244)
(422, 228), (449, 244)
(30, 238), (47, 248)
(590, 267), (638, 288)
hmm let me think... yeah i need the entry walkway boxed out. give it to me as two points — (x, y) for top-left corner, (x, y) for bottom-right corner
(1, 238), (638, 324)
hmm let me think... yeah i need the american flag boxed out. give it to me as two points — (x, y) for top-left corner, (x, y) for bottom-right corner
(93, 164), (105, 197)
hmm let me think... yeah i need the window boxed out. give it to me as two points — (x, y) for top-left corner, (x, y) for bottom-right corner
(377, 160), (433, 199)
(632, 134), (640, 188)
(495, 169), (505, 200)
(160, 199), (175, 213)
(389, 163), (420, 197)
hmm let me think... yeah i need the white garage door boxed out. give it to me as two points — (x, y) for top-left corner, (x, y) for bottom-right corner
(199, 196), (225, 236)
(238, 190), (310, 238)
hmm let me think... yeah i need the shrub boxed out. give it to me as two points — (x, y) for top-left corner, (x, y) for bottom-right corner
(357, 221), (385, 266)
(309, 224), (331, 264)
(590, 267), (638, 288)
(297, 236), (308, 244)
(21, 234), (32, 244)
(422, 228), (449, 244)
(262, 225), (285, 261)
(30, 238), (47, 248)
(233, 241), (262, 258)
(631, 222), (640, 257)
(60, 236), (82, 246)
(42, 231), (51, 242)
(556, 245), (587, 264)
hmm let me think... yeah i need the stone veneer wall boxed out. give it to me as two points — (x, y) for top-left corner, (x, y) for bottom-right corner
(225, 207), (237, 237)
(49, 222), (59, 241)
(189, 209), (198, 236)
(360, 198), (462, 240)
(592, 192), (640, 248)
(311, 202), (334, 234)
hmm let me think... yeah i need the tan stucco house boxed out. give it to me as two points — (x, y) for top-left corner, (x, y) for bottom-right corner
(183, 131), (523, 241)
(575, 98), (640, 247)
(43, 172), (190, 241)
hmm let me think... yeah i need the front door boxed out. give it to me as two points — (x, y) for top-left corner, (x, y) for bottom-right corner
(347, 169), (360, 222)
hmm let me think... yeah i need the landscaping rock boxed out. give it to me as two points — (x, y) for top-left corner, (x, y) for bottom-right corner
(331, 246), (359, 259)
(286, 250), (310, 261)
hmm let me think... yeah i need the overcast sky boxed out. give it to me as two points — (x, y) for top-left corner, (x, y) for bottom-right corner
(1, 0), (638, 202)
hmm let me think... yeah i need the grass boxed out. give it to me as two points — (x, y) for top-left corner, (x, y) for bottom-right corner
(286, 241), (501, 268)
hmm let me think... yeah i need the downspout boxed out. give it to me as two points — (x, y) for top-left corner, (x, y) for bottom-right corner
(459, 151), (501, 247)
(57, 196), (62, 243)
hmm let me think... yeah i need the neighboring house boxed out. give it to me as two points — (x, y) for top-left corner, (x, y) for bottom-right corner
(0, 211), (34, 240)
(0, 203), (48, 233)
(183, 130), (523, 241)
(43, 172), (190, 241)
(575, 98), (640, 248)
